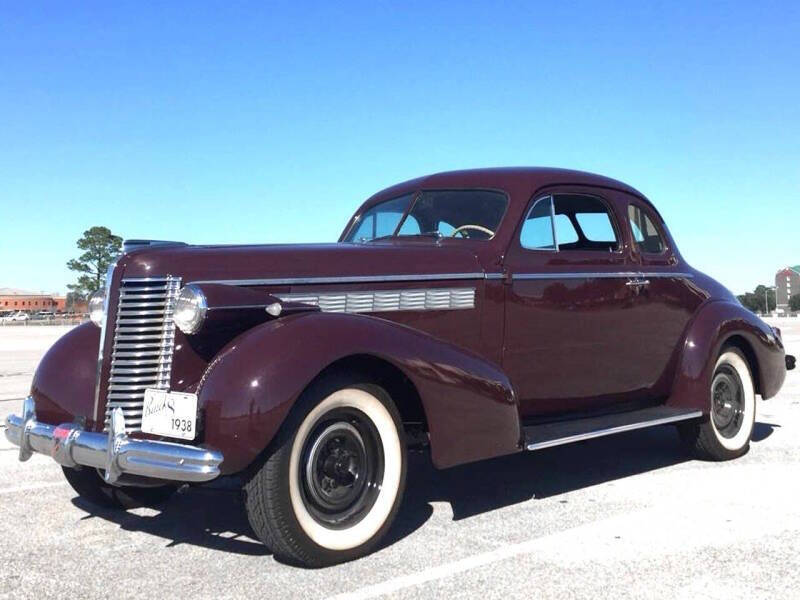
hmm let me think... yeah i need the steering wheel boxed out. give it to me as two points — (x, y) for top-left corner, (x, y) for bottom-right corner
(450, 224), (495, 238)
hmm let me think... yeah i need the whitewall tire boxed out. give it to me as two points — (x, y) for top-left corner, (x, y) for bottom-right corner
(680, 347), (756, 461)
(244, 375), (407, 567)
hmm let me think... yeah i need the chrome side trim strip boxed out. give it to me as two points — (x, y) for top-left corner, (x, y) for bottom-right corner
(188, 271), (692, 287)
(512, 271), (694, 281)
(277, 287), (476, 313)
(189, 273), (486, 286)
(641, 272), (695, 278)
(116, 276), (178, 282)
(526, 410), (703, 451)
(206, 304), (276, 311)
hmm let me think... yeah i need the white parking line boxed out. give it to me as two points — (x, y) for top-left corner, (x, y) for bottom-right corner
(327, 484), (798, 600)
(328, 537), (549, 600)
(0, 481), (67, 495)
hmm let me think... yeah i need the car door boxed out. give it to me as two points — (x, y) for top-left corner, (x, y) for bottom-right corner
(502, 187), (649, 418)
(612, 192), (705, 400)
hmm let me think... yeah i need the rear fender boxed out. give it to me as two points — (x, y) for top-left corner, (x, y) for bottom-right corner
(667, 300), (786, 411)
(197, 312), (519, 474)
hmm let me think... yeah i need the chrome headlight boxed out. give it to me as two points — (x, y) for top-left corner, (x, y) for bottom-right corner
(174, 284), (207, 334)
(88, 288), (106, 327)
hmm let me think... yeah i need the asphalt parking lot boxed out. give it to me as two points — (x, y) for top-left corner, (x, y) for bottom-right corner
(1, 322), (799, 599)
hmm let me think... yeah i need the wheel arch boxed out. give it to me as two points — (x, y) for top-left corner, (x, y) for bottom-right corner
(667, 300), (786, 412)
(719, 334), (762, 395)
(305, 353), (429, 432)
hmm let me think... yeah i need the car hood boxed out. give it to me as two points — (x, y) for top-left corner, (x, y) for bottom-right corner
(117, 242), (485, 287)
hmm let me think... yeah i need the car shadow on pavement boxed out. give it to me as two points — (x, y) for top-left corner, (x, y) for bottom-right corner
(751, 421), (779, 442)
(70, 421), (779, 560)
(391, 420), (775, 526)
(72, 487), (270, 556)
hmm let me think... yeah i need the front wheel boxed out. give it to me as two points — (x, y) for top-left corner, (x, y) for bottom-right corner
(244, 376), (407, 567)
(680, 347), (756, 461)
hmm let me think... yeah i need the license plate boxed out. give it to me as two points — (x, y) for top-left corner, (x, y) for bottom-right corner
(141, 389), (198, 440)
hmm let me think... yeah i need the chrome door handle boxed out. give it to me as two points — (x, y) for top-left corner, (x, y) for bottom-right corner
(626, 278), (650, 287)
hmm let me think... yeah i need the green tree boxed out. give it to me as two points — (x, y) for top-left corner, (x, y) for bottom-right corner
(737, 284), (776, 314)
(65, 291), (84, 310)
(790, 294), (800, 312)
(66, 226), (122, 298)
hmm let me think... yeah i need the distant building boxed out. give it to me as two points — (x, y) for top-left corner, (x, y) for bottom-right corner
(775, 266), (800, 312)
(0, 287), (63, 312)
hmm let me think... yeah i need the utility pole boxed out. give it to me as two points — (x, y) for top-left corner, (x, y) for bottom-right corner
(764, 285), (776, 315)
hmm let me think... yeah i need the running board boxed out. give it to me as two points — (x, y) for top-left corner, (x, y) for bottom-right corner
(523, 406), (703, 451)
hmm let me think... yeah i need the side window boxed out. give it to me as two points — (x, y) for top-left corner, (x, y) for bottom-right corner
(520, 193), (621, 252)
(575, 213), (617, 242)
(628, 204), (665, 254)
(396, 214), (421, 235)
(554, 214), (579, 244)
(552, 194), (620, 252)
(520, 196), (556, 250)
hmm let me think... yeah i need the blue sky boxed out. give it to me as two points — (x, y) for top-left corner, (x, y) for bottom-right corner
(1, 1), (798, 295)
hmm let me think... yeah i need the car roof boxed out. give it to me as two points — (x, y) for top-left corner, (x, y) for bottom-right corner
(360, 167), (646, 210)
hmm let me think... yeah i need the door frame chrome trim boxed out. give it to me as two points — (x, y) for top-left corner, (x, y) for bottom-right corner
(526, 410), (703, 451)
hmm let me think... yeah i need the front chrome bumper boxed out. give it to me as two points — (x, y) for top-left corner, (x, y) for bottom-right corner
(4, 397), (223, 484)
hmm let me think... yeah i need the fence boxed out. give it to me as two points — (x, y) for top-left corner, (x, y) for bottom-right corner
(1, 317), (88, 327)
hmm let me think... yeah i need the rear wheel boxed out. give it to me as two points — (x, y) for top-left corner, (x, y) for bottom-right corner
(244, 375), (407, 567)
(62, 466), (177, 509)
(680, 347), (756, 460)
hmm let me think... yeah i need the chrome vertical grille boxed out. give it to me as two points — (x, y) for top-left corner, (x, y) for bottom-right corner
(104, 276), (181, 431)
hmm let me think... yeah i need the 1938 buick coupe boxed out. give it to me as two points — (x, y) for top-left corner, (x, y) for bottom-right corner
(6, 168), (795, 566)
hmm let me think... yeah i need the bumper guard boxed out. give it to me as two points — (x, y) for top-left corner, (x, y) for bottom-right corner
(4, 397), (223, 484)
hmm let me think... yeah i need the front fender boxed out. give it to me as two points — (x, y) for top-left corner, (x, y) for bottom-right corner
(667, 300), (786, 411)
(197, 312), (519, 474)
(30, 322), (100, 427)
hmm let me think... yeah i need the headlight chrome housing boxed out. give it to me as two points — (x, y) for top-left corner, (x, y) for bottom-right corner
(173, 284), (208, 335)
(88, 288), (106, 327)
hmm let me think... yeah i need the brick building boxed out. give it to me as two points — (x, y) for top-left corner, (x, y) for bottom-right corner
(775, 266), (800, 312)
(0, 288), (65, 312)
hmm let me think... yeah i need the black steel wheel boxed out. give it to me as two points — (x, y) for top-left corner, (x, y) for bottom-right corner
(299, 409), (385, 529)
(711, 364), (746, 439)
(244, 374), (407, 567)
(679, 346), (756, 461)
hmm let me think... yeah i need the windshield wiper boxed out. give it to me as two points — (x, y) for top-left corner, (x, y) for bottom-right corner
(363, 234), (396, 243)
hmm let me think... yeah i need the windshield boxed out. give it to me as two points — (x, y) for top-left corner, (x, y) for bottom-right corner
(344, 189), (508, 242)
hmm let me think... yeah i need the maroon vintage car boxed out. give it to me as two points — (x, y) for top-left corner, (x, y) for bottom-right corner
(6, 168), (794, 566)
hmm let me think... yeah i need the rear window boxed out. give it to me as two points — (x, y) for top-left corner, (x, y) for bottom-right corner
(628, 204), (666, 253)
